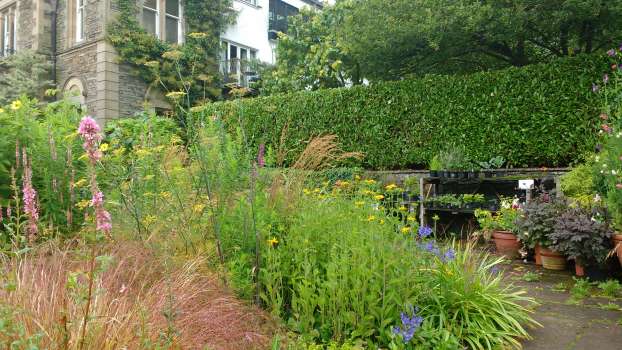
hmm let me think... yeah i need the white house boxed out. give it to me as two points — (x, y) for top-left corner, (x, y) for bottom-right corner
(221, 0), (327, 86)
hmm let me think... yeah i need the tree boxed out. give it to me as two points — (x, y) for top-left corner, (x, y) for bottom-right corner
(0, 50), (53, 105)
(342, 0), (622, 79)
(258, 1), (362, 95)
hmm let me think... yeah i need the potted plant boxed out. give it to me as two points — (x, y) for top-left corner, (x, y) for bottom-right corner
(475, 203), (521, 259)
(549, 206), (614, 278)
(403, 177), (420, 202)
(429, 156), (441, 178)
(462, 194), (485, 210)
(478, 156), (506, 178)
(514, 198), (565, 267)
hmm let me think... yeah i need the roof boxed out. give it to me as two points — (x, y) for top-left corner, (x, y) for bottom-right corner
(299, 0), (323, 8)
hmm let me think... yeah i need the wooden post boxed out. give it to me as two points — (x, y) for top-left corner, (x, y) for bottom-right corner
(419, 177), (425, 226)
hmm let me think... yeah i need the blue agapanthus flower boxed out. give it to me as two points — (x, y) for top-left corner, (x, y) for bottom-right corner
(392, 306), (423, 343)
(442, 248), (456, 262)
(418, 226), (433, 238)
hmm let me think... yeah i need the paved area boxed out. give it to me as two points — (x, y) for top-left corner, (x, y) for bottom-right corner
(501, 261), (622, 350)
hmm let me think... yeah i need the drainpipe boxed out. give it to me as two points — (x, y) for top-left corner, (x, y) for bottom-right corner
(51, 0), (59, 95)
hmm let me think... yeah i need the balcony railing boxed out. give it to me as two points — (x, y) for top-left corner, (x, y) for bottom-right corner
(221, 58), (258, 87)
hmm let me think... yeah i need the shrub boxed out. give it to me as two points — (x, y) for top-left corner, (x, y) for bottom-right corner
(202, 54), (605, 169)
(0, 50), (52, 105)
(514, 198), (566, 249)
(550, 206), (614, 266)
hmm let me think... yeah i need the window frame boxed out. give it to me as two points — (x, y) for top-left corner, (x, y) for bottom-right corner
(75, 0), (85, 42)
(142, 0), (184, 44)
(142, 0), (160, 38)
(0, 5), (16, 58)
(164, 0), (182, 44)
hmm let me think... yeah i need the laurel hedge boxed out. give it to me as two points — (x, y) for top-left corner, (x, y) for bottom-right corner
(201, 54), (606, 170)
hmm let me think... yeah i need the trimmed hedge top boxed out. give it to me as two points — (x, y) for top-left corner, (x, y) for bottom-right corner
(202, 54), (606, 170)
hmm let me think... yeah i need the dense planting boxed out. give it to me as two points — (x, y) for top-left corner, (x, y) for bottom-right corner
(204, 54), (606, 169)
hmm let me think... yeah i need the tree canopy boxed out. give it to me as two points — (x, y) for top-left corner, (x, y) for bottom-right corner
(260, 0), (622, 93)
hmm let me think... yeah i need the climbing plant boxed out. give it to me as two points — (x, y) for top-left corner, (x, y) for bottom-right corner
(108, 0), (236, 107)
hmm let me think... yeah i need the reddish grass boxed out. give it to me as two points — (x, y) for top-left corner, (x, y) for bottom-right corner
(0, 242), (275, 349)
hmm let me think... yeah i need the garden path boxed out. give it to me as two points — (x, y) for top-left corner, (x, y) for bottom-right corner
(502, 261), (622, 350)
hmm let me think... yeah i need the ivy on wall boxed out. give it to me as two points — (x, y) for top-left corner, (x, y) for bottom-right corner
(108, 0), (235, 107)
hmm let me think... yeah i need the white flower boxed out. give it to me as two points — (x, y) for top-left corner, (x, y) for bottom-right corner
(595, 156), (600, 162)
(594, 194), (602, 202)
(600, 170), (605, 174)
(613, 170), (618, 175)
(603, 163), (608, 168)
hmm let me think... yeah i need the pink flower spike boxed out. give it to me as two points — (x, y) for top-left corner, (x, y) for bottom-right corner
(616, 183), (622, 190)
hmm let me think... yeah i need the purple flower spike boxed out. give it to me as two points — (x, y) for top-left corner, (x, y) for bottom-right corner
(392, 306), (423, 344)
(608, 49), (616, 57)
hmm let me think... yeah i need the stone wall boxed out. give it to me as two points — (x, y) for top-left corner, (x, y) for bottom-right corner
(56, 42), (99, 114)
(118, 63), (149, 117)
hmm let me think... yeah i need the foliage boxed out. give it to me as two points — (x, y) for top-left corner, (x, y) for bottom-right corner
(257, 182), (536, 348)
(514, 198), (566, 249)
(435, 147), (472, 170)
(593, 49), (622, 230)
(203, 54), (605, 169)
(0, 50), (53, 105)
(339, 0), (622, 80)
(597, 279), (622, 298)
(561, 162), (596, 207)
(570, 277), (592, 301)
(550, 206), (613, 266)
(477, 156), (506, 170)
(521, 271), (541, 282)
(0, 97), (88, 242)
(107, 0), (236, 106)
(258, 1), (362, 95)
(475, 202), (520, 233)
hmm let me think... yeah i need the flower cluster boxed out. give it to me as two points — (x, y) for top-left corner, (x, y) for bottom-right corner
(21, 151), (39, 240)
(392, 306), (423, 343)
(78, 116), (103, 163)
(418, 225), (432, 238)
(78, 116), (112, 236)
(418, 239), (456, 263)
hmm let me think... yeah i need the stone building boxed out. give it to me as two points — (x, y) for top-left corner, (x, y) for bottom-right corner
(0, 0), (324, 124)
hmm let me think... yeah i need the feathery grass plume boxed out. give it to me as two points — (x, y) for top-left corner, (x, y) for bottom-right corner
(291, 134), (363, 171)
(0, 242), (274, 349)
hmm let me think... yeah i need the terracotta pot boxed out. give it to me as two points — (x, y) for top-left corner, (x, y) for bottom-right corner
(575, 261), (585, 277)
(612, 234), (622, 267)
(534, 243), (542, 266)
(540, 247), (566, 270)
(492, 230), (520, 259)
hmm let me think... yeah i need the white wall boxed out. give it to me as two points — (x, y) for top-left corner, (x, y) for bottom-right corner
(222, 0), (330, 65)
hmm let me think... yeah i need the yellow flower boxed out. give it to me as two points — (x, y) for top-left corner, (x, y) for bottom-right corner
(354, 175), (361, 181)
(73, 178), (87, 188)
(313, 188), (321, 193)
(267, 237), (279, 247)
(401, 227), (411, 234)
(399, 206), (407, 212)
(76, 200), (90, 209)
(188, 32), (208, 39)
(374, 194), (385, 201)
(142, 215), (157, 226)
(162, 50), (183, 60)
(303, 188), (311, 195)
(144, 60), (160, 69)
(355, 201), (365, 207)
(364, 179), (376, 185)
(159, 191), (172, 199)
(112, 147), (126, 157)
(193, 203), (206, 213)
(385, 184), (397, 190)
(0, 108), (4, 114)
(366, 215), (376, 222)
(10, 100), (22, 110)
(407, 215), (417, 222)
(99, 143), (109, 152)
(336, 180), (350, 187)
(432, 214), (440, 221)
(379, 219), (385, 225)
(165, 91), (186, 100)
(135, 149), (151, 158)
